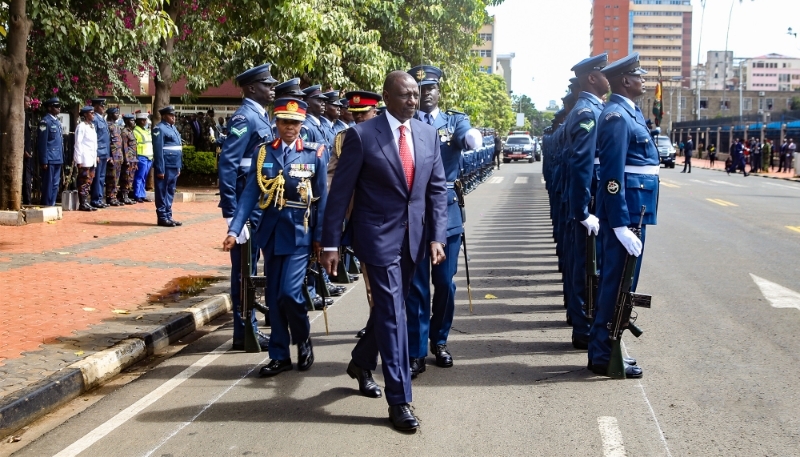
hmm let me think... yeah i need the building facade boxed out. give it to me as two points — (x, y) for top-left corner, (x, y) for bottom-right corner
(473, 18), (496, 74)
(590, 0), (631, 61)
(496, 53), (515, 94)
(745, 53), (800, 92)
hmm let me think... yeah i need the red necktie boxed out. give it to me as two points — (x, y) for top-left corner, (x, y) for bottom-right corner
(398, 125), (414, 189)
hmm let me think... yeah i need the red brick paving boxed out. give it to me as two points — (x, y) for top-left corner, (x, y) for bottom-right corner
(0, 199), (229, 365)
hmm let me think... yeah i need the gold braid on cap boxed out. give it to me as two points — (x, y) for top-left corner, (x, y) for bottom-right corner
(255, 143), (285, 210)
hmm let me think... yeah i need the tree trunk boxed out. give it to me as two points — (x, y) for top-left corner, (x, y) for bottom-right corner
(0, 0), (32, 210)
(152, 2), (179, 125)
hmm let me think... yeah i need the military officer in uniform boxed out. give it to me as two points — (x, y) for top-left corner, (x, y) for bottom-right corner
(223, 98), (328, 376)
(218, 63), (277, 351)
(335, 98), (352, 132)
(152, 106), (183, 227)
(105, 107), (124, 206)
(404, 65), (483, 377)
(37, 97), (64, 206)
(589, 53), (659, 378)
(90, 98), (110, 208)
(300, 85), (328, 146)
(565, 54), (609, 349)
(320, 90), (342, 146)
(119, 114), (138, 205)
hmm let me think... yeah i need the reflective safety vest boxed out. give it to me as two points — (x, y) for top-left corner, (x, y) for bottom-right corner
(133, 126), (153, 159)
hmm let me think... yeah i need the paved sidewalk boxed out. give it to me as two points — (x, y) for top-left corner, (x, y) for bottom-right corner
(680, 156), (800, 181)
(0, 198), (230, 400)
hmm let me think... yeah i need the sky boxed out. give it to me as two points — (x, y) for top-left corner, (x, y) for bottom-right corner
(488, 0), (800, 110)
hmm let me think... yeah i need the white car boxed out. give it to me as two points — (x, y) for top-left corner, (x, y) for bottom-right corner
(503, 134), (535, 163)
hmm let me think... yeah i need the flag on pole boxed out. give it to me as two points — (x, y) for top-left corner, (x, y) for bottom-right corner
(652, 59), (664, 127)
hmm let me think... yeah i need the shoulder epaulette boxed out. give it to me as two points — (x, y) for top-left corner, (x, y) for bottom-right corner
(333, 130), (346, 158)
(446, 109), (466, 116)
(303, 141), (320, 150)
(271, 138), (281, 149)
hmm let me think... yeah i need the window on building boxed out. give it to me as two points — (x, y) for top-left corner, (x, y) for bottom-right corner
(478, 33), (493, 41)
(699, 97), (708, 109)
(758, 98), (764, 110)
(720, 100), (730, 110)
(742, 98), (752, 111)
(480, 50), (492, 57)
(766, 98), (774, 110)
(779, 74), (791, 82)
(679, 97), (686, 109)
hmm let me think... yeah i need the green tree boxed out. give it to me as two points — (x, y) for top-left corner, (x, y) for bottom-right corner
(458, 68), (514, 133)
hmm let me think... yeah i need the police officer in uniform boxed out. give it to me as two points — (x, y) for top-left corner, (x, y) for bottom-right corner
(37, 97), (64, 206)
(218, 63), (277, 351)
(105, 107), (124, 206)
(320, 90), (342, 146)
(223, 98), (328, 376)
(300, 85), (329, 146)
(90, 98), (110, 208)
(152, 106), (183, 227)
(589, 52), (659, 378)
(119, 114), (138, 205)
(404, 65), (483, 376)
(565, 54), (609, 349)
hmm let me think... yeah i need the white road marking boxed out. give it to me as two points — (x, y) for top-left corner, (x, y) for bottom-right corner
(750, 274), (800, 310)
(763, 181), (800, 190)
(661, 182), (680, 188)
(689, 179), (714, 186)
(489, 176), (504, 184)
(514, 176), (529, 184)
(597, 417), (626, 457)
(622, 341), (673, 457)
(55, 339), (234, 457)
(710, 179), (745, 187)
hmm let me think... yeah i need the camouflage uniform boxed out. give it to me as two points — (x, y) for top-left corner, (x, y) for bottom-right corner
(105, 123), (124, 203)
(119, 124), (138, 199)
(78, 166), (96, 198)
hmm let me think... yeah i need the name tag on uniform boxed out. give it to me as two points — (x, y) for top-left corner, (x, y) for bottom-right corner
(288, 163), (314, 178)
(262, 162), (273, 169)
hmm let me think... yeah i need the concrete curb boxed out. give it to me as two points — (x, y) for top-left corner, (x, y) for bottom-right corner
(0, 293), (232, 438)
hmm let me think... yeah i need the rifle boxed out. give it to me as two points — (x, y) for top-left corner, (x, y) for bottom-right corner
(308, 256), (330, 335)
(583, 197), (599, 319)
(607, 206), (652, 378)
(240, 223), (265, 353)
(454, 179), (474, 314)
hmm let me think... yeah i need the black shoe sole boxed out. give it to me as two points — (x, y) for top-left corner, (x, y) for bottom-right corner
(259, 364), (292, 377)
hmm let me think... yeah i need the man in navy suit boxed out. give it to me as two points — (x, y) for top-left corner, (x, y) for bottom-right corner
(321, 71), (448, 432)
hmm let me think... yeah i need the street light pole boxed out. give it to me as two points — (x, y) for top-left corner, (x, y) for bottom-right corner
(695, 0), (707, 121)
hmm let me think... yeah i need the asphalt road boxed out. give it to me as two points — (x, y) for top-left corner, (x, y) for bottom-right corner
(7, 163), (800, 457)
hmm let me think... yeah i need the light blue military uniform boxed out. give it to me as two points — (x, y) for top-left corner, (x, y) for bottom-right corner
(152, 108), (183, 223)
(37, 100), (64, 206)
(589, 55), (660, 368)
(90, 100), (110, 206)
(300, 85), (328, 146)
(218, 64), (277, 345)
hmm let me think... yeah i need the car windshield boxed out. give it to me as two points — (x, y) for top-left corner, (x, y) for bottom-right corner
(506, 137), (530, 144)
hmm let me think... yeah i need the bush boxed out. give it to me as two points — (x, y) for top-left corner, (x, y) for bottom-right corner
(182, 146), (217, 175)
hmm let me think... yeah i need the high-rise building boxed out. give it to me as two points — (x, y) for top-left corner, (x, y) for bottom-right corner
(745, 53), (800, 92)
(473, 18), (496, 74)
(591, 0), (692, 90)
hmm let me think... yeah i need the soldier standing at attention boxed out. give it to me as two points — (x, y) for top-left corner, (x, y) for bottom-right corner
(105, 107), (124, 206)
(74, 106), (99, 212)
(320, 91), (342, 146)
(300, 85), (329, 146)
(152, 106), (183, 227)
(339, 98), (356, 128)
(133, 113), (154, 203)
(223, 98), (328, 376)
(119, 114), (138, 205)
(589, 53), (659, 379)
(37, 97), (64, 207)
(565, 53), (608, 350)
(90, 98), (110, 208)
(404, 65), (483, 377)
(218, 63), (277, 351)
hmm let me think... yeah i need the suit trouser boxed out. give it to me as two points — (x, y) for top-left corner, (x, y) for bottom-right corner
(40, 163), (61, 206)
(588, 221), (646, 366)
(568, 220), (593, 341)
(229, 242), (260, 344)
(90, 157), (108, 204)
(406, 233), (461, 358)
(264, 236), (310, 361)
(155, 167), (179, 221)
(134, 157), (152, 198)
(352, 236), (415, 406)
(682, 155), (692, 172)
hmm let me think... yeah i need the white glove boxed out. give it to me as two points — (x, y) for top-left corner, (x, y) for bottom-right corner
(580, 215), (600, 236)
(226, 217), (250, 244)
(464, 128), (483, 150)
(613, 227), (642, 257)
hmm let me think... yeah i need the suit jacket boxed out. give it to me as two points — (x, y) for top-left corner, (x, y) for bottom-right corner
(322, 114), (447, 267)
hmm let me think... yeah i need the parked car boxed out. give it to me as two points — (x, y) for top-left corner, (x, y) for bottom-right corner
(654, 135), (676, 168)
(503, 134), (535, 163)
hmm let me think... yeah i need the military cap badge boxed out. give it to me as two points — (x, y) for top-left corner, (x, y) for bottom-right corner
(353, 96), (361, 104)
(416, 69), (426, 81)
(287, 101), (299, 112)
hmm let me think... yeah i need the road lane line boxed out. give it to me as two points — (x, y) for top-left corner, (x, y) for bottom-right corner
(750, 274), (800, 310)
(622, 341), (673, 457)
(489, 176), (504, 184)
(706, 198), (738, 207)
(763, 181), (800, 190)
(54, 339), (234, 457)
(660, 182), (680, 188)
(597, 417), (626, 457)
(514, 176), (529, 184)
(709, 179), (745, 187)
(689, 179), (714, 185)
(787, 226), (800, 234)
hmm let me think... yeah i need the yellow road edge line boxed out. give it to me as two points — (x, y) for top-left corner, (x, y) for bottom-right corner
(706, 198), (737, 207)
(661, 182), (679, 188)
(787, 226), (800, 234)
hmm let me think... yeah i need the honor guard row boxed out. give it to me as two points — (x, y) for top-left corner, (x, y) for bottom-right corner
(543, 52), (660, 379)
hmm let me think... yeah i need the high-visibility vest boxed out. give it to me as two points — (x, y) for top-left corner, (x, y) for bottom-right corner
(133, 126), (153, 159)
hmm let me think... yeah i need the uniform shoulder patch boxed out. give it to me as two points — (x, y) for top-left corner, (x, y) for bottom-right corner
(303, 142), (320, 150)
(39, 124), (47, 131)
(446, 109), (466, 116)
(316, 144), (325, 158)
(606, 179), (621, 195)
(230, 114), (246, 123)
(230, 126), (248, 138)
(604, 112), (622, 121)
(152, 127), (160, 136)
(576, 108), (592, 115)
(579, 120), (595, 132)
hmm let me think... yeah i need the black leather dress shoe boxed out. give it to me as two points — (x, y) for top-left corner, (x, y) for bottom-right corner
(107, 199), (122, 206)
(78, 202), (96, 212)
(410, 357), (426, 378)
(157, 219), (177, 227)
(431, 344), (453, 368)
(348, 274), (359, 281)
(590, 363), (643, 378)
(259, 359), (292, 377)
(326, 284), (345, 296)
(355, 327), (366, 338)
(122, 197), (135, 205)
(346, 360), (382, 398)
(388, 404), (419, 432)
(572, 336), (589, 350)
(297, 338), (314, 371)
(311, 296), (325, 310)
(169, 219), (182, 226)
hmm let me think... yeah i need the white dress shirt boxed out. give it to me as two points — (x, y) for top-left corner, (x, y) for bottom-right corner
(243, 97), (266, 117)
(73, 121), (98, 167)
(384, 110), (415, 164)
